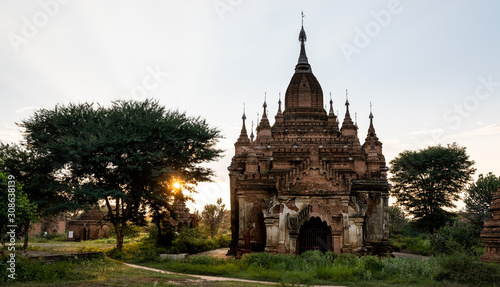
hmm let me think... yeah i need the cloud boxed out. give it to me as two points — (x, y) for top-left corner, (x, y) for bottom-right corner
(473, 124), (500, 135)
(15, 106), (45, 114)
(408, 128), (444, 136)
(0, 122), (22, 143)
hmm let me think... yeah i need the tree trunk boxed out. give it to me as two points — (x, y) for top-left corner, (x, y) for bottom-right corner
(22, 220), (30, 250)
(115, 222), (124, 251)
(23, 228), (29, 249)
(155, 217), (162, 246)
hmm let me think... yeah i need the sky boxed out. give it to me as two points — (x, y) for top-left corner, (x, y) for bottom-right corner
(1, 0), (499, 212)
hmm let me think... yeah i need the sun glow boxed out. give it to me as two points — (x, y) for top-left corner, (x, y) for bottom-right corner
(173, 181), (181, 189)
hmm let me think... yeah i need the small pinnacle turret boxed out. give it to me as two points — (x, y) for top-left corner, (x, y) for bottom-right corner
(341, 89), (356, 134)
(366, 102), (379, 141)
(237, 104), (250, 144)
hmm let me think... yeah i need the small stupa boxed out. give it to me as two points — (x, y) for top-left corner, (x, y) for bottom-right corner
(481, 187), (500, 263)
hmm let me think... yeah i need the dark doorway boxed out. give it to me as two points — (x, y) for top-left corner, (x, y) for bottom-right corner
(298, 217), (332, 254)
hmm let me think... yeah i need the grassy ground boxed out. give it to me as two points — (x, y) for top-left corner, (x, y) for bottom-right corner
(4, 238), (499, 287)
(2, 258), (270, 287)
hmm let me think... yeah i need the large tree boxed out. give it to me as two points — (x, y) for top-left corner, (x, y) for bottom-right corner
(21, 99), (222, 249)
(464, 172), (500, 227)
(0, 161), (39, 248)
(389, 143), (475, 233)
(201, 197), (226, 237)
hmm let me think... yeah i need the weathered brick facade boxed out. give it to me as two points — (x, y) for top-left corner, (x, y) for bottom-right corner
(229, 24), (391, 255)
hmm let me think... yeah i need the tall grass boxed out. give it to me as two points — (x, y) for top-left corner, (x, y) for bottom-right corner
(140, 250), (500, 286)
(141, 251), (442, 286)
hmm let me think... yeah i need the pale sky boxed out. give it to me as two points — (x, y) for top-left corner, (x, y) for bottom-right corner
(1, 1), (499, 212)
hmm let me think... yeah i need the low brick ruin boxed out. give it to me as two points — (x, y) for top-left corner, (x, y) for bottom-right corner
(481, 187), (500, 263)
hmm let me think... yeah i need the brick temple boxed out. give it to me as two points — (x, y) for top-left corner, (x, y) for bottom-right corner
(228, 23), (391, 255)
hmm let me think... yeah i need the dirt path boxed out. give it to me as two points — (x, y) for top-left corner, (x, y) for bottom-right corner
(191, 248), (230, 258)
(124, 262), (345, 287)
(392, 252), (430, 260)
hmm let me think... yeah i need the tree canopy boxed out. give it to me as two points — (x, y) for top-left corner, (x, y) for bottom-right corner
(21, 99), (223, 249)
(464, 172), (500, 227)
(389, 143), (475, 232)
(201, 197), (226, 237)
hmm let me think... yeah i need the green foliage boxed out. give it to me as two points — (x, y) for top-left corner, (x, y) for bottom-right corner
(0, 164), (39, 246)
(390, 234), (432, 255)
(0, 143), (66, 217)
(109, 224), (143, 238)
(464, 172), (500, 227)
(21, 99), (223, 250)
(201, 197), (226, 237)
(142, 251), (444, 285)
(107, 226), (230, 262)
(390, 143), (475, 233)
(430, 218), (482, 255)
(389, 205), (408, 235)
(434, 252), (500, 286)
(0, 256), (106, 283)
(168, 227), (230, 254)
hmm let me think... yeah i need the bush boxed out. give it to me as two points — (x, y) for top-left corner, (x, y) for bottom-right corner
(390, 233), (432, 255)
(166, 227), (230, 254)
(430, 218), (482, 255)
(389, 205), (408, 235)
(434, 252), (500, 286)
(109, 224), (142, 238)
(0, 256), (105, 283)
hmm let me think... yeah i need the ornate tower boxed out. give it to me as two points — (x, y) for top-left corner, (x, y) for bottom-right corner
(228, 18), (391, 256)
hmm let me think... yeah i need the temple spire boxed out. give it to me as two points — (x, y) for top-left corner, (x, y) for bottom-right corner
(250, 121), (254, 143)
(367, 102), (378, 139)
(258, 93), (271, 129)
(329, 92), (334, 116)
(344, 89), (352, 121)
(296, 12), (310, 72)
(237, 104), (250, 143)
(341, 89), (357, 135)
(277, 92), (282, 114)
(263, 92), (267, 116)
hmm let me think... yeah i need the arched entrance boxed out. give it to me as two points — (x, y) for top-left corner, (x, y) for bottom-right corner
(298, 217), (332, 254)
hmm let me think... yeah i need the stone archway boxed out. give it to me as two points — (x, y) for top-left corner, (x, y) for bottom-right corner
(298, 217), (332, 254)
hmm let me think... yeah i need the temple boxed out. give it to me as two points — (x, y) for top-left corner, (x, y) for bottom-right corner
(228, 20), (391, 255)
(481, 187), (500, 263)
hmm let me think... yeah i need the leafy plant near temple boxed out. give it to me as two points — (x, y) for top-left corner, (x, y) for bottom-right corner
(21, 99), (222, 250)
(464, 172), (500, 228)
(389, 143), (475, 233)
(201, 197), (226, 237)
(0, 162), (39, 247)
(0, 144), (59, 248)
(430, 218), (482, 255)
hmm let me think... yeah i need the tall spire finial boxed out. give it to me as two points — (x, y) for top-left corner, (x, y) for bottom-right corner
(263, 92), (267, 115)
(329, 92), (334, 115)
(237, 103), (249, 143)
(278, 92), (282, 114)
(369, 102), (373, 119)
(366, 102), (378, 139)
(345, 89), (349, 106)
(301, 11), (305, 26)
(296, 12), (310, 71)
(250, 121), (254, 142)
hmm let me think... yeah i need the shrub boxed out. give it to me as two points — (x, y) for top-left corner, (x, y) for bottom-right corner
(390, 233), (432, 255)
(434, 252), (500, 286)
(0, 256), (105, 283)
(109, 224), (142, 238)
(167, 227), (230, 254)
(430, 218), (482, 255)
(389, 205), (408, 235)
